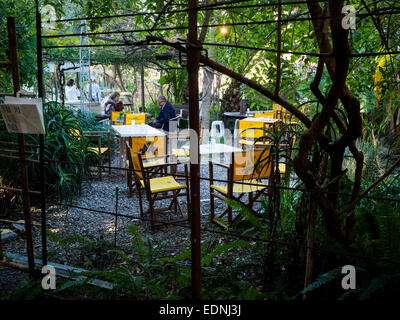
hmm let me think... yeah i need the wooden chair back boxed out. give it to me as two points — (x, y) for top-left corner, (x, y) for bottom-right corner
(124, 113), (146, 125)
(231, 147), (272, 182)
(254, 110), (277, 119)
(127, 143), (145, 181)
(111, 111), (124, 125)
(272, 104), (287, 113)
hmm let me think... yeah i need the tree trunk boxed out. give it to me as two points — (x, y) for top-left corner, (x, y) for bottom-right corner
(200, 66), (214, 142)
(221, 80), (241, 113)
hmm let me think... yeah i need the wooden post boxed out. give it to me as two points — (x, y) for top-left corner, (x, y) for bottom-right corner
(0, 229), (3, 261)
(187, 0), (201, 300)
(114, 187), (119, 248)
(36, 0), (48, 267)
(7, 17), (35, 276)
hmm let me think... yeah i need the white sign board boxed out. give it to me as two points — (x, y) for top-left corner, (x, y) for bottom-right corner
(0, 96), (45, 134)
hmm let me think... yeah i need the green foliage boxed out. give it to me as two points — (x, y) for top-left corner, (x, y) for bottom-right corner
(297, 266), (400, 300)
(0, 102), (102, 200)
(343, 136), (396, 184)
(298, 267), (343, 297)
(145, 102), (160, 119)
(159, 68), (187, 105)
(0, 0), (37, 92)
(12, 226), (270, 300)
(7, 278), (44, 300)
(352, 179), (400, 263)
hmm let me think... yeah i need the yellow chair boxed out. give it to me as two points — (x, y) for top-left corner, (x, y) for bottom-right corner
(272, 104), (296, 124)
(254, 110), (278, 119)
(237, 118), (277, 148)
(124, 113), (147, 125)
(70, 129), (111, 180)
(273, 104), (287, 113)
(127, 147), (190, 229)
(277, 134), (296, 175)
(209, 147), (272, 228)
(278, 110), (298, 124)
(169, 125), (204, 158)
(170, 130), (191, 158)
(126, 141), (167, 197)
(130, 136), (166, 160)
(111, 111), (125, 125)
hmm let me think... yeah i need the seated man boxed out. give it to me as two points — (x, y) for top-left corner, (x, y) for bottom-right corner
(149, 95), (176, 132)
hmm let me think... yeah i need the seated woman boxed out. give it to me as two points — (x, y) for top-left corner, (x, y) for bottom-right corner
(104, 91), (124, 118)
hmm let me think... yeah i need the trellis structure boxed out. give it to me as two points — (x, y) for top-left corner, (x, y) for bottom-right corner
(1, 0), (400, 300)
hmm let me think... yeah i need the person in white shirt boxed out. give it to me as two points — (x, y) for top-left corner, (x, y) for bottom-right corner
(65, 79), (80, 102)
(86, 77), (101, 102)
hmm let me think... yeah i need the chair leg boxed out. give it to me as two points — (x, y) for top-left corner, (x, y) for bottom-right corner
(127, 171), (133, 197)
(227, 204), (233, 226)
(173, 190), (178, 213)
(186, 188), (191, 221)
(210, 189), (215, 222)
(99, 159), (103, 181)
(138, 188), (144, 219)
(149, 198), (155, 230)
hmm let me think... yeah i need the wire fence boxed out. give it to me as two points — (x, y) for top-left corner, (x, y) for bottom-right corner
(2, 0), (400, 297)
(0, 142), (399, 203)
(0, 142), (399, 268)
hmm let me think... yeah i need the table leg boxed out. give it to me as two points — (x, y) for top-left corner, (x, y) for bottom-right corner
(119, 137), (124, 168)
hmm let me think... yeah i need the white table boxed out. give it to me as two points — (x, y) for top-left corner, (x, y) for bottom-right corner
(182, 143), (243, 164)
(182, 143), (242, 155)
(112, 124), (166, 138)
(112, 124), (166, 167)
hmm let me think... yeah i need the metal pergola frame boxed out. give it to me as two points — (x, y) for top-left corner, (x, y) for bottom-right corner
(33, 0), (203, 298)
(1, 0), (400, 301)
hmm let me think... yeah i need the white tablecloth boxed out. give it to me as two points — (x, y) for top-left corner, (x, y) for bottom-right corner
(112, 124), (165, 168)
(183, 143), (242, 155)
(111, 124), (165, 137)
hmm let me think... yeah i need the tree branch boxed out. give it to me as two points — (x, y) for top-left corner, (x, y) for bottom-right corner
(146, 35), (311, 127)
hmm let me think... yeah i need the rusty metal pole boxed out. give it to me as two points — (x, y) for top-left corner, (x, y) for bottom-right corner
(7, 17), (35, 275)
(141, 64), (145, 112)
(36, 0), (47, 267)
(0, 228), (3, 261)
(187, 0), (201, 300)
(114, 187), (119, 248)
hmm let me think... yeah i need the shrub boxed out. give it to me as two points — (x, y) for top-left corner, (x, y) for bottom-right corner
(0, 101), (106, 202)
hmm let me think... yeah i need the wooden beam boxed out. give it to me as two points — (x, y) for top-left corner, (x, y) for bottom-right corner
(3, 252), (114, 290)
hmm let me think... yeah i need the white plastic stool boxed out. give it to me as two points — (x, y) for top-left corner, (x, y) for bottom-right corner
(210, 121), (225, 144)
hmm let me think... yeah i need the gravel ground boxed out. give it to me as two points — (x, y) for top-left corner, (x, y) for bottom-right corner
(1, 153), (255, 271)
(0, 266), (29, 299)
(0, 150), (275, 298)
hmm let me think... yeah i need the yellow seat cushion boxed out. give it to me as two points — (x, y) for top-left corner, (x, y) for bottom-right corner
(127, 158), (166, 168)
(141, 176), (187, 193)
(143, 158), (166, 167)
(211, 179), (266, 194)
(88, 147), (109, 154)
(240, 139), (271, 146)
(172, 148), (190, 157)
